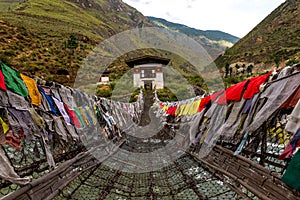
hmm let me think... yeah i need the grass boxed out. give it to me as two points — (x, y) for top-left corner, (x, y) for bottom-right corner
(0, 0), (153, 86)
(0, 1), (19, 12)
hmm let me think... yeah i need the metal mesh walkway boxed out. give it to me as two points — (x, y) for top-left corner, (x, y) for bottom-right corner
(54, 153), (238, 200)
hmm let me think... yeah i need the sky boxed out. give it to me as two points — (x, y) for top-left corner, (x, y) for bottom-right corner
(122, 0), (285, 38)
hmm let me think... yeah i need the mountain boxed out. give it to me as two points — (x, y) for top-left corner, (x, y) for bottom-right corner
(215, 0), (300, 72)
(147, 16), (240, 59)
(0, 0), (151, 85)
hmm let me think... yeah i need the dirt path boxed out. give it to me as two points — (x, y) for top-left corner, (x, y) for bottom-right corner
(139, 89), (154, 126)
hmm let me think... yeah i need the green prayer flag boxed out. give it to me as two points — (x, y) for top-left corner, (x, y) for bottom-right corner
(74, 107), (86, 128)
(0, 62), (28, 97)
(282, 150), (300, 191)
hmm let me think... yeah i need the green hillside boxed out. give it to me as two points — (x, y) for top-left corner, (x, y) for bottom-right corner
(0, 0), (151, 85)
(215, 0), (300, 72)
(3, 0), (296, 95)
(147, 16), (240, 59)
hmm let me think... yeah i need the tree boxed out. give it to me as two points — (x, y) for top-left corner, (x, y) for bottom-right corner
(274, 57), (281, 68)
(247, 64), (253, 75)
(235, 64), (240, 75)
(229, 67), (233, 77)
(225, 63), (230, 78)
(65, 34), (78, 49)
(241, 64), (246, 74)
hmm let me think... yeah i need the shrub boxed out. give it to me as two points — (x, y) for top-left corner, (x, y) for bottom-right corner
(0, 53), (12, 65)
(286, 58), (299, 66)
(157, 87), (178, 102)
(96, 88), (112, 98)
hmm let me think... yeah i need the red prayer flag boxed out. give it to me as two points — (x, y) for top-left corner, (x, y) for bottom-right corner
(243, 72), (271, 99)
(0, 70), (7, 91)
(218, 80), (248, 104)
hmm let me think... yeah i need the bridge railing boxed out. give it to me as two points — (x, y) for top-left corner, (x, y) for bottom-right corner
(0, 62), (144, 198)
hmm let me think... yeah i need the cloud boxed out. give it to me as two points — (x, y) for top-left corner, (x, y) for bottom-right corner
(123, 0), (285, 37)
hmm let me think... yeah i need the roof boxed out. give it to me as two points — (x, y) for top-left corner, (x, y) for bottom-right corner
(98, 71), (110, 76)
(125, 55), (170, 68)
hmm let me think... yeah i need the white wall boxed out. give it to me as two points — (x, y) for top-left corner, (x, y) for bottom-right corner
(155, 72), (164, 89)
(133, 64), (164, 89)
(133, 73), (142, 87)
